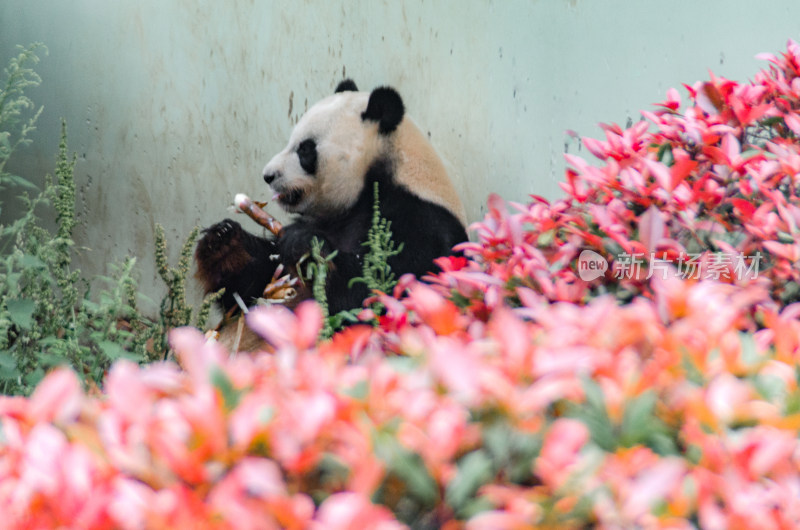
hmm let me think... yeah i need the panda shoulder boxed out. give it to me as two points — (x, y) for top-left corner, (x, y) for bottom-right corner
(390, 118), (467, 227)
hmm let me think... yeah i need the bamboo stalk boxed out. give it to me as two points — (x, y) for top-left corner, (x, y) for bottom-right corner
(234, 193), (284, 237)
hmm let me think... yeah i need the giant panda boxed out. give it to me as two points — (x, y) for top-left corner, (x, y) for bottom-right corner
(195, 79), (467, 319)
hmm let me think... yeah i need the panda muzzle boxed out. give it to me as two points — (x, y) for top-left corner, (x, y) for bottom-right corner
(276, 188), (304, 208)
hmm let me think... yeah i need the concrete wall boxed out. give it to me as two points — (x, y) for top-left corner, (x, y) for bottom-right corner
(2, 0), (800, 313)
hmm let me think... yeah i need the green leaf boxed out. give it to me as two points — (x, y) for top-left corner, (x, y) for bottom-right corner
(342, 379), (369, 400)
(481, 420), (542, 484)
(739, 332), (760, 367)
(620, 391), (657, 446)
(375, 432), (438, 505)
(786, 390), (800, 415)
(4, 174), (39, 191)
(257, 405), (274, 425)
(567, 378), (616, 451)
(385, 356), (420, 373)
(6, 298), (35, 329)
(457, 497), (495, 519)
(778, 231), (795, 244)
(680, 352), (705, 385)
(5, 272), (22, 290)
(23, 367), (45, 388)
(482, 422), (512, 462)
(0, 352), (16, 370)
(394, 453), (438, 504)
(38, 351), (72, 368)
(753, 374), (785, 402)
(82, 299), (100, 313)
(582, 377), (606, 411)
(19, 254), (46, 269)
(98, 340), (127, 361)
(0, 352), (19, 379)
(656, 142), (673, 163)
(445, 450), (494, 512)
(537, 229), (555, 247)
(211, 367), (242, 411)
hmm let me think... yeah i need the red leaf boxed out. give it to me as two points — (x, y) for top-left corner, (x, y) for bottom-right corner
(730, 198), (756, 219)
(670, 149), (698, 188)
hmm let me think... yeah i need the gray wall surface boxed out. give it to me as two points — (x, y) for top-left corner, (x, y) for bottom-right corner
(2, 0), (799, 314)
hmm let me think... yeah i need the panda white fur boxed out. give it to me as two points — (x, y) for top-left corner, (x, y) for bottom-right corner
(195, 79), (467, 316)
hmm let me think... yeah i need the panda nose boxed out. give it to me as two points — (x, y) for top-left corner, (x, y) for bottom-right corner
(263, 170), (280, 185)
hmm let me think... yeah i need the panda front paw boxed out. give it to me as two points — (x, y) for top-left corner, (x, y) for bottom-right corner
(197, 218), (244, 255)
(194, 219), (254, 290)
(278, 224), (326, 266)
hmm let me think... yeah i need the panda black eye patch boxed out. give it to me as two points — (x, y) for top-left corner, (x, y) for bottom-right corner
(297, 139), (318, 175)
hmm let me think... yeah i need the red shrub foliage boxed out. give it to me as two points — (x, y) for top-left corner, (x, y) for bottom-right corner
(5, 41), (800, 529)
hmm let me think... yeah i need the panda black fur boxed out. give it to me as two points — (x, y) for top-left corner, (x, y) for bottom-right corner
(195, 80), (468, 316)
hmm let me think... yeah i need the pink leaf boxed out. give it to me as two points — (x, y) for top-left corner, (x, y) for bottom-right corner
(170, 326), (226, 379)
(755, 52), (779, 64)
(623, 458), (686, 520)
(642, 158), (673, 191)
(721, 133), (741, 164)
(763, 240), (800, 262)
(312, 493), (402, 530)
(294, 301), (324, 349)
(247, 301), (322, 350)
(535, 418), (590, 489)
(785, 112), (800, 135)
(29, 368), (82, 424)
(666, 87), (681, 109)
(582, 137), (608, 159)
(638, 205), (666, 254)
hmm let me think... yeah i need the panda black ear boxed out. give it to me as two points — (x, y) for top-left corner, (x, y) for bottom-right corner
(335, 79), (358, 93)
(361, 87), (404, 134)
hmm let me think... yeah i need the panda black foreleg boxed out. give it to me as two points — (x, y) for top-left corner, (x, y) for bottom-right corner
(195, 218), (279, 312)
(325, 252), (370, 314)
(277, 223), (370, 314)
(276, 222), (326, 266)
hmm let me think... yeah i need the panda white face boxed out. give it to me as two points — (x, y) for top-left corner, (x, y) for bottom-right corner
(262, 90), (382, 219)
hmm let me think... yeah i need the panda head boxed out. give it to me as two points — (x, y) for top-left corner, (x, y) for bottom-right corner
(262, 80), (405, 219)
